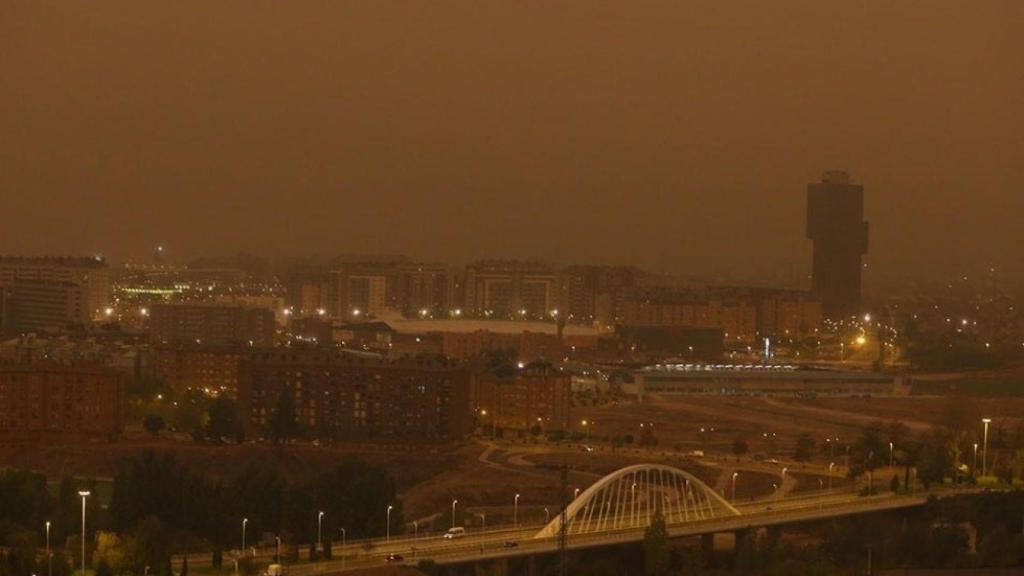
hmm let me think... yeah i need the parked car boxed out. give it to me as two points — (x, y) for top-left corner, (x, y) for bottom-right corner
(386, 553), (404, 563)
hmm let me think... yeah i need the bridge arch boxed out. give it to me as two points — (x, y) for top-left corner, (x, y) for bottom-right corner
(535, 463), (739, 538)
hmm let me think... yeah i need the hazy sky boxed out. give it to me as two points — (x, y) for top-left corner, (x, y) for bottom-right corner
(2, 2), (1022, 286)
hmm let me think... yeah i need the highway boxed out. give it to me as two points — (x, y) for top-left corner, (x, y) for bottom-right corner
(199, 486), (957, 574)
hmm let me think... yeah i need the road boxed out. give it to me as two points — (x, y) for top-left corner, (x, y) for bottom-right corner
(200, 486), (963, 574)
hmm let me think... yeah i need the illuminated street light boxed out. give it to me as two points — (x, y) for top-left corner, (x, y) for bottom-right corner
(451, 500), (458, 529)
(731, 472), (739, 502)
(45, 520), (51, 576)
(241, 518), (248, 556)
(387, 505), (394, 542)
(78, 491), (90, 576)
(317, 511), (324, 553)
(514, 494), (520, 527)
(982, 418), (992, 477)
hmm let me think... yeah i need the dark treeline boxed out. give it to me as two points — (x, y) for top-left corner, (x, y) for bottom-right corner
(0, 452), (402, 576)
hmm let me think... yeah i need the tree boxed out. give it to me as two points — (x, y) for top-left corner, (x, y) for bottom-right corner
(732, 436), (749, 460)
(794, 433), (815, 462)
(643, 510), (670, 576)
(206, 396), (241, 442)
(143, 414), (166, 437)
(848, 422), (887, 479)
(270, 390), (298, 443)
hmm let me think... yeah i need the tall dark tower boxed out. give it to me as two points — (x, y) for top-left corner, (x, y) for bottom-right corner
(806, 171), (868, 321)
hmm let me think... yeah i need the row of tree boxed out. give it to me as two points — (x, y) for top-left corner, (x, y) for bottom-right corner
(0, 452), (403, 576)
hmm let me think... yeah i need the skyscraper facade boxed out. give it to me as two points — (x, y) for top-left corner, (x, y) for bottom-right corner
(806, 171), (869, 320)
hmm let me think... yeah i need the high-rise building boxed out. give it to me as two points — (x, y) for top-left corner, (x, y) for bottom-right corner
(806, 171), (869, 320)
(6, 279), (90, 334)
(0, 256), (111, 321)
(463, 260), (558, 319)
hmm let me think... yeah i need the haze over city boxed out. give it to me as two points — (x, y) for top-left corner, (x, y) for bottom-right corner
(4, 2), (1023, 287)
(2, 3), (1024, 576)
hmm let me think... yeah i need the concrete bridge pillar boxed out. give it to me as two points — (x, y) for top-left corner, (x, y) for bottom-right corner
(700, 533), (715, 567)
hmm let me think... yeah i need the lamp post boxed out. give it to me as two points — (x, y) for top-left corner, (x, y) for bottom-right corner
(973, 443), (979, 475)
(828, 462), (835, 490)
(78, 491), (90, 576)
(982, 418), (992, 477)
(274, 536), (281, 564)
(45, 520), (51, 576)
(731, 472), (739, 502)
(387, 505), (394, 542)
(544, 507), (550, 524)
(317, 511), (324, 554)
(889, 442), (895, 469)
(241, 518), (248, 556)
(451, 499), (459, 529)
(339, 528), (346, 570)
(574, 488), (580, 500)
(513, 494), (520, 527)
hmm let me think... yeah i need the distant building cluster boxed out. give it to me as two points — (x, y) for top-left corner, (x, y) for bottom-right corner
(0, 172), (907, 445)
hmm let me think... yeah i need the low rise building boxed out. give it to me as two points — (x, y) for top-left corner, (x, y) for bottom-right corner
(154, 344), (243, 397)
(237, 349), (472, 442)
(0, 364), (123, 442)
(473, 362), (572, 436)
(149, 303), (276, 346)
(634, 363), (901, 398)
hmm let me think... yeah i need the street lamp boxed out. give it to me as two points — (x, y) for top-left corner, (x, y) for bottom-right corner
(317, 511), (324, 553)
(78, 491), (90, 576)
(339, 528), (346, 570)
(387, 505), (394, 542)
(45, 520), (51, 576)
(973, 443), (979, 474)
(982, 418), (992, 477)
(451, 500), (458, 529)
(574, 488), (580, 500)
(274, 536), (281, 564)
(513, 494), (520, 527)
(241, 518), (248, 556)
(889, 442), (895, 469)
(731, 472), (739, 502)
(544, 507), (550, 523)
(828, 462), (835, 490)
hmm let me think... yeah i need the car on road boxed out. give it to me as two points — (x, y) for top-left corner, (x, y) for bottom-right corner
(443, 527), (466, 540)
(265, 564), (284, 576)
(386, 553), (404, 563)
(503, 541), (519, 548)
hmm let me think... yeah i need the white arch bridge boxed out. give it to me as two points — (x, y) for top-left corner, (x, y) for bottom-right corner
(535, 464), (740, 538)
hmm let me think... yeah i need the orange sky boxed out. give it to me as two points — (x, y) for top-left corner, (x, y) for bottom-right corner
(2, 1), (1022, 287)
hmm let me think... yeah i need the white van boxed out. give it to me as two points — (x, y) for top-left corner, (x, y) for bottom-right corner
(443, 527), (466, 540)
(265, 564), (284, 576)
